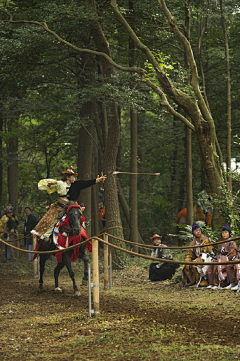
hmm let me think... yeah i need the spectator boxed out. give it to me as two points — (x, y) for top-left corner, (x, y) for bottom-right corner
(3, 205), (18, 261)
(24, 207), (39, 260)
(182, 223), (213, 286)
(149, 234), (179, 282)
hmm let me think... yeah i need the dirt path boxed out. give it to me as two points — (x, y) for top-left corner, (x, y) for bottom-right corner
(0, 254), (240, 360)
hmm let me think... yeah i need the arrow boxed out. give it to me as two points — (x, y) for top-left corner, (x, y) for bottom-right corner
(109, 171), (160, 176)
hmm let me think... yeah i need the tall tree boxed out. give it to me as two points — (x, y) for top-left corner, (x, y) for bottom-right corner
(220, 0), (232, 192)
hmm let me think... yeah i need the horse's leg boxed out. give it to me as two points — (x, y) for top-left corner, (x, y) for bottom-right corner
(64, 252), (80, 296)
(79, 245), (89, 285)
(54, 260), (65, 292)
(39, 255), (47, 292)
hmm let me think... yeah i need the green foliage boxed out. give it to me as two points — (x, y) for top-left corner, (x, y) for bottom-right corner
(212, 171), (240, 229)
(0, 0), (239, 236)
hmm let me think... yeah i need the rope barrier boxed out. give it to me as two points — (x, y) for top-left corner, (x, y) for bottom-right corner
(94, 235), (240, 266)
(105, 232), (240, 250)
(1, 232), (240, 266)
(0, 237), (90, 254)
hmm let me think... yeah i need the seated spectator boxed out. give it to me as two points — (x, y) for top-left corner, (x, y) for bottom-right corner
(232, 243), (240, 291)
(149, 234), (179, 282)
(207, 224), (237, 290)
(182, 223), (213, 286)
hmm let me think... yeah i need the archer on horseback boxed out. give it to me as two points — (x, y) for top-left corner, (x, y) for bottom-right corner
(31, 166), (106, 241)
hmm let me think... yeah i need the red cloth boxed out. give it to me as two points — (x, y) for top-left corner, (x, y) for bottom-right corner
(55, 226), (90, 263)
(33, 238), (41, 260)
(86, 241), (92, 252)
(177, 208), (187, 223)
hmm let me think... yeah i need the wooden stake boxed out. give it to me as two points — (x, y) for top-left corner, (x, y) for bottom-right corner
(33, 235), (38, 278)
(104, 233), (109, 290)
(92, 237), (100, 315)
(11, 234), (19, 259)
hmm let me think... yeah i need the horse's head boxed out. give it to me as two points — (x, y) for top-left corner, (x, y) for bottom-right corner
(65, 202), (82, 236)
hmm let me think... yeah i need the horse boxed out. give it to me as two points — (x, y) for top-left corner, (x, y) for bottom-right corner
(35, 202), (91, 296)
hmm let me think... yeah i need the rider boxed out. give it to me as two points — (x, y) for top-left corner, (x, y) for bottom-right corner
(31, 166), (106, 240)
(182, 223), (213, 286)
(207, 225), (237, 290)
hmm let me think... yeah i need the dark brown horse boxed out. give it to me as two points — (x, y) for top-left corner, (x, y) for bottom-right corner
(36, 202), (90, 296)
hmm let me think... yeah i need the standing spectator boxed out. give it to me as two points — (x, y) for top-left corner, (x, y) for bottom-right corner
(0, 210), (9, 253)
(3, 205), (18, 261)
(24, 207), (39, 260)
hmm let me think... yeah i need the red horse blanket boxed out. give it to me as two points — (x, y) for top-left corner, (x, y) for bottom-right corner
(56, 227), (91, 263)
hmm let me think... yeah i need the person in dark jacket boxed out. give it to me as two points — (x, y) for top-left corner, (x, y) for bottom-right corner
(24, 207), (39, 260)
(149, 234), (179, 282)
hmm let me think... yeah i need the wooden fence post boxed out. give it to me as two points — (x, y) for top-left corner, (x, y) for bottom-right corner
(33, 235), (38, 278)
(104, 233), (109, 290)
(92, 237), (99, 315)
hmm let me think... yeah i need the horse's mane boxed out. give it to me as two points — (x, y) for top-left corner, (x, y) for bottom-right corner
(63, 201), (76, 211)
(57, 201), (77, 220)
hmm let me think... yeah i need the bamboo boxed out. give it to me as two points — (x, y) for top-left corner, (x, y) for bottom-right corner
(33, 235), (38, 278)
(104, 233), (109, 290)
(92, 237), (100, 315)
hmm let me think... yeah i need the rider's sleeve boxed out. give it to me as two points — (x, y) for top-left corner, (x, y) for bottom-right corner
(38, 179), (67, 195)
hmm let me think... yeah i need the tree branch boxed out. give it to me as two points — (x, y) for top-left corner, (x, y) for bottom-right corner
(0, 9), (195, 131)
(145, 79), (195, 131)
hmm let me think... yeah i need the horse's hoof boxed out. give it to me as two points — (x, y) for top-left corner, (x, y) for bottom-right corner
(54, 287), (62, 293)
(74, 290), (81, 296)
(38, 284), (44, 293)
(82, 279), (88, 286)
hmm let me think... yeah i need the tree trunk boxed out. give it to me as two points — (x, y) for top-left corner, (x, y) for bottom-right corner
(77, 119), (94, 237)
(7, 121), (18, 216)
(0, 110), (3, 207)
(117, 178), (144, 245)
(220, 0), (232, 192)
(186, 125), (193, 225)
(185, 2), (193, 226)
(89, 4), (124, 263)
(130, 109), (138, 252)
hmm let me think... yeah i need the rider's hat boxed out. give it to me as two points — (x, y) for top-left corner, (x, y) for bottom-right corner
(62, 166), (78, 176)
(151, 234), (162, 240)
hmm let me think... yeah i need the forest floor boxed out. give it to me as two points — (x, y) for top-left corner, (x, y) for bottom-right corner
(0, 250), (240, 361)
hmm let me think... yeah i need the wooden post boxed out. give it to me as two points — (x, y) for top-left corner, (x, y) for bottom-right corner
(92, 237), (99, 315)
(33, 235), (38, 278)
(104, 233), (109, 290)
(11, 234), (19, 259)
